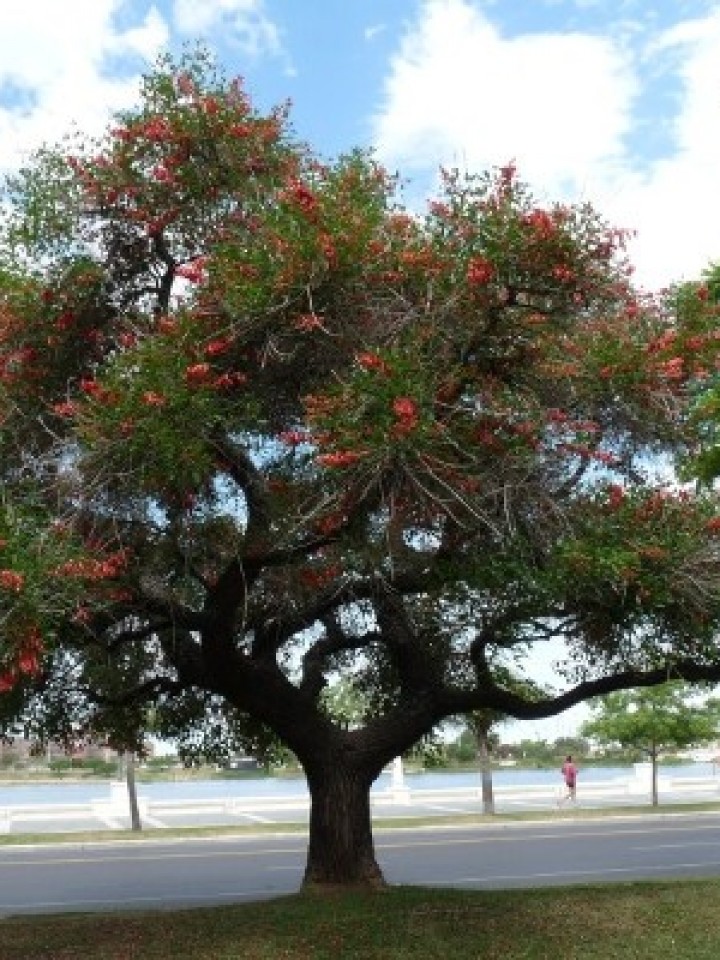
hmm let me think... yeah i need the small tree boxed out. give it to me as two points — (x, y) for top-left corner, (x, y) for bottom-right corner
(581, 684), (720, 805)
(467, 710), (502, 814)
(465, 674), (545, 814)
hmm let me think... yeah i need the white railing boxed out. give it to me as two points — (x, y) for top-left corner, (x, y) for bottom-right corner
(1, 768), (719, 833)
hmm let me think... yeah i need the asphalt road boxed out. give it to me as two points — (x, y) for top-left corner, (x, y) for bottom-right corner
(4, 813), (720, 916)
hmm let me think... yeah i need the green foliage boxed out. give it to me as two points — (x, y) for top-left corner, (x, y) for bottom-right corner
(4, 49), (720, 886)
(582, 683), (720, 755)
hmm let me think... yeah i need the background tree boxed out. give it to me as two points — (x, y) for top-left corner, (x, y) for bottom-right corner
(4, 50), (720, 889)
(464, 673), (545, 814)
(581, 684), (720, 805)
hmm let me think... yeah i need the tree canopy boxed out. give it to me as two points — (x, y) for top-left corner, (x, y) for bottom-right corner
(582, 683), (720, 804)
(3, 50), (720, 886)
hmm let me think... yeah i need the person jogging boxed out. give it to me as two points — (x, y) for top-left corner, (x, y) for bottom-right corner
(560, 755), (578, 804)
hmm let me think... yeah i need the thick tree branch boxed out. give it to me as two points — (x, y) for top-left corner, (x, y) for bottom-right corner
(441, 659), (720, 720)
(299, 616), (378, 699)
(211, 432), (271, 551)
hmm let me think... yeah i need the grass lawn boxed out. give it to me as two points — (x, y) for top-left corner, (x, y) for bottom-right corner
(2, 882), (720, 959)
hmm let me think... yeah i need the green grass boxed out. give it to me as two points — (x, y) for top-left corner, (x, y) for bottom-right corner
(2, 882), (720, 959)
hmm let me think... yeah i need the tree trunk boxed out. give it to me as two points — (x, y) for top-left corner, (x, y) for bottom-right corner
(651, 748), (659, 808)
(303, 762), (384, 889)
(124, 751), (142, 832)
(477, 732), (495, 815)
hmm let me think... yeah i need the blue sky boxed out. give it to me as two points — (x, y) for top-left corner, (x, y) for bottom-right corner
(2, 0), (719, 741)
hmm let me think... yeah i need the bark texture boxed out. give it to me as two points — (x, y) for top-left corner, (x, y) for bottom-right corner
(303, 762), (385, 888)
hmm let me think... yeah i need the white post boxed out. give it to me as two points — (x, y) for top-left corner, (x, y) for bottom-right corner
(628, 761), (653, 796)
(390, 756), (411, 803)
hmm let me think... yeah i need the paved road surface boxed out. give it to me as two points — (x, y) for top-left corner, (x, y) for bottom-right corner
(4, 813), (720, 916)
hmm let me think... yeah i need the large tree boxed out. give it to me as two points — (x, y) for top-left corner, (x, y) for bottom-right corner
(3, 51), (720, 888)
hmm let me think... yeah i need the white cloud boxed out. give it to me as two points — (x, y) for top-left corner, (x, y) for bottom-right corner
(372, 0), (720, 290)
(373, 0), (637, 190)
(173, 0), (281, 59)
(0, 1), (168, 171)
(603, 9), (720, 288)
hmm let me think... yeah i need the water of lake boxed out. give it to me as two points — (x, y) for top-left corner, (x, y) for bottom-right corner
(1, 763), (717, 806)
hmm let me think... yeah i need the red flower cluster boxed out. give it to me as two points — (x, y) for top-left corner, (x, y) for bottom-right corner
(0, 569), (24, 592)
(523, 208), (556, 238)
(392, 396), (419, 436)
(185, 362), (212, 385)
(466, 256), (494, 286)
(284, 179), (318, 216)
(205, 338), (233, 357)
(316, 451), (364, 468)
(294, 313), (324, 332)
(175, 258), (208, 283)
(356, 352), (391, 375)
(279, 430), (308, 446)
(52, 400), (79, 418)
(214, 371), (247, 390)
(52, 549), (128, 582)
(0, 625), (44, 692)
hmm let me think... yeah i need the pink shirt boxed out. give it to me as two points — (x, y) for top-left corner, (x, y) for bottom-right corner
(562, 762), (577, 786)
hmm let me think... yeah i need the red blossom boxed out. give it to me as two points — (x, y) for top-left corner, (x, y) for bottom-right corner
(18, 648), (41, 676)
(157, 316), (178, 334)
(201, 96), (220, 115)
(466, 256), (494, 286)
(52, 550), (128, 581)
(607, 484), (626, 510)
(646, 330), (677, 354)
(214, 371), (247, 390)
(79, 378), (102, 395)
(52, 400), (79, 418)
(0, 569), (24, 592)
(141, 117), (174, 143)
(142, 391), (166, 407)
(392, 396), (418, 421)
(356, 352), (391, 375)
(294, 313), (324, 332)
(284, 178), (318, 216)
(319, 233), (337, 266)
(316, 450), (365, 468)
(552, 264), (575, 283)
(279, 430), (308, 446)
(175, 258), (208, 283)
(185, 362), (212, 385)
(523, 208), (555, 237)
(205, 338), (233, 357)
(152, 164), (175, 183)
(658, 356), (684, 380)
